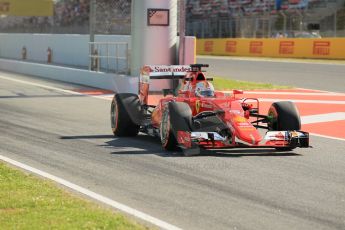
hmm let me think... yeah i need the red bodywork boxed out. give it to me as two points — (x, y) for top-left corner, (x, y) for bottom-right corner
(139, 65), (308, 150)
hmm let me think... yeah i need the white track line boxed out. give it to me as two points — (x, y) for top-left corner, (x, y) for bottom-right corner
(198, 55), (345, 66)
(301, 112), (345, 125)
(0, 75), (85, 96)
(222, 91), (345, 96)
(0, 74), (116, 102)
(308, 133), (345, 142)
(258, 98), (345, 105)
(0, 155), (182, 230)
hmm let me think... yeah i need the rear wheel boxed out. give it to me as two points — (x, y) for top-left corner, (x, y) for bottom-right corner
(111, 93), (141, 137)
(268, 101), (301, 151)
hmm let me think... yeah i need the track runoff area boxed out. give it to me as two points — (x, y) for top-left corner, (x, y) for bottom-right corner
(76, 88), (345, 141)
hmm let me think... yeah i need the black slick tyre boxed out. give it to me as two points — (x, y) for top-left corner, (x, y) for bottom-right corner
(160, 102), (193, 152)
(160, 108), (178, 151)
(268, 101), (301, 151)
(111, 93), (141, 137)
(268, 101), (301, 131)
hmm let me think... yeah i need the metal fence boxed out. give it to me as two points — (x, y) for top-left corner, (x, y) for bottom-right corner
(94, 0), (131, 35)
(89, 42), (130, 74)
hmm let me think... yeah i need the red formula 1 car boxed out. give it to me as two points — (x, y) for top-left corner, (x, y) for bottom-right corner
(111, 64), (309, 156)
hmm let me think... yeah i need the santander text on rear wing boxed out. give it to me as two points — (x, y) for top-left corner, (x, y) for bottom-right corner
(139, 65), (191, 105)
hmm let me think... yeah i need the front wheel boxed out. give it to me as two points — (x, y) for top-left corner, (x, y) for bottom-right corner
(160, 102), (200, 156)
(160, 108), (178, 151)
(268, 101), (301, 151)
(268, 101), (301, 131)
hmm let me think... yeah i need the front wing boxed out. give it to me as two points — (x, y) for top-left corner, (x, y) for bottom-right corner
(177, 130), (309, 149)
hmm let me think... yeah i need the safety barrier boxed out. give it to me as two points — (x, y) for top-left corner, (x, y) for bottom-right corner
(0, 58), (138, 94)
(196, 38), (345, 59)
(0, 33), (130, 68)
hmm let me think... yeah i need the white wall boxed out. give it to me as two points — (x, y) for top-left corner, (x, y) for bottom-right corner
(0, 58), (138, 94)
(0, 33), (130, 68)
(0, 33), (195, 92)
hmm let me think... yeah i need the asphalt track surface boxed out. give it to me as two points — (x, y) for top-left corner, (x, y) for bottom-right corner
(1, 70), (345, 230)
(197, 56), (345, 93)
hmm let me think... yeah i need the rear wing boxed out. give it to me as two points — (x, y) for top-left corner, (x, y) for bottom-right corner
(139, 65), (191, 105)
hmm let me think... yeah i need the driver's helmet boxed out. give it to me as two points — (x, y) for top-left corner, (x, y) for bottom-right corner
(195, 81), (215, 97)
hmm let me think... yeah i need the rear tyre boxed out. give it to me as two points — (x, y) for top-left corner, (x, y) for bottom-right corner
(111, 93), (141, 137)
(268, 101), (301, 151)
(160, 102), (194, 154)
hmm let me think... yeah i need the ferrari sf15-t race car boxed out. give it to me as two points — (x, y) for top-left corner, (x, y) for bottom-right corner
(111, 64), (309, 156)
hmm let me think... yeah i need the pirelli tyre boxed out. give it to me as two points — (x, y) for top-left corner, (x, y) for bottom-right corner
(160, 102), (193, 152)
(268, 101), (301, 131)
(111, 93), (141, 137)
(268, 101), (301, 151)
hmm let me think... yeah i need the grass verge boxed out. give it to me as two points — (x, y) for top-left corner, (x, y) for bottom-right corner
(213, 77), (292, 90)
(0, 162), (148, 230)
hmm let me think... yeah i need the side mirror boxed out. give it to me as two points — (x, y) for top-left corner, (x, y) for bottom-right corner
(233, 90), (243, 95)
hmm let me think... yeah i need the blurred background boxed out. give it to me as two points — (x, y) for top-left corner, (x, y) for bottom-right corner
(0, 0), (344, 38)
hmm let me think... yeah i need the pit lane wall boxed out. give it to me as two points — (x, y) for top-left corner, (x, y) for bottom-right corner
(0, 58), (138, 93)
(0, 33), (130, 67)
(196, 38), (345, 59)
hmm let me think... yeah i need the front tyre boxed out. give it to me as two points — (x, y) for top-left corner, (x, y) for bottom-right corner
(268, 101), (301, 151)
(111, 93), (140, 137)
(268, 101), (301, 131)
(160, 102), (199, 156)
(160, 108), (178, 151)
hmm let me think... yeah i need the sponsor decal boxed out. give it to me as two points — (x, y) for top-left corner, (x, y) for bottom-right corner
(151, 65), (191, 73)
(177, 131), (192, 148)
(290, 131), (307, 138)
(279, 41), (294, 55)
(195, 100), (201, 113)
(219, 102), (230, 108)
(201, 102), (213, 109)
(313, 41), (330, 56)
(204, 41), (214, 52)
(249, 41), (263, 54)
(290, 131), (299, 138)
(275, 132), (286, 139)
(237, 122), (252, 127)
(264, 131), (288, 140)
(233, 115), (247, 123)
(0, 0), (53, 16)
(147, 8), (169, 26)
(239, 127), (256, 131)
(225, 41), (237, 53)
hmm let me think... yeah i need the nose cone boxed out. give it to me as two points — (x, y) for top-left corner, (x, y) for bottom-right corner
(230, 115), (262, 145)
